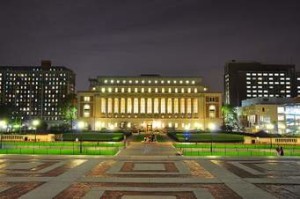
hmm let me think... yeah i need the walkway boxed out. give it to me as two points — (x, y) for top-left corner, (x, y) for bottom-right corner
(0, 135), (299, 199)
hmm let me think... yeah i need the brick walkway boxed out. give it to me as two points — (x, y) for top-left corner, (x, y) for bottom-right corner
(0, 140), (299, 198)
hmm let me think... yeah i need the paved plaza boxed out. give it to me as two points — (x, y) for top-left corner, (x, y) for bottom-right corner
(0, 140), (299, 199)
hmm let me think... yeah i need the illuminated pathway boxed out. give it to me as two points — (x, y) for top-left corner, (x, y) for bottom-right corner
(0, 152), (299, 198)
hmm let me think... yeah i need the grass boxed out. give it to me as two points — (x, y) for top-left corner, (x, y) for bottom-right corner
(169, 132), (244, 142)
(0, 141), (123, 155)
(62, 132), (124, 141)
(174, 142), (300, 156)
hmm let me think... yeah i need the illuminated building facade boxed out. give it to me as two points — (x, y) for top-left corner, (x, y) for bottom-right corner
(0, 61), (75, 123)
(224, 61), (297, 107)
(77, 75), (222, 131)
(240, 97), (300, 134)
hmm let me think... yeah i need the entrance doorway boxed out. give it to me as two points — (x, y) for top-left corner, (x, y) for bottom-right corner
(147, 124), (152, 132)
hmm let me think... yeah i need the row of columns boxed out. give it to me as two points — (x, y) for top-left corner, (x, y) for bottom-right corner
(100, 97), (199, 114)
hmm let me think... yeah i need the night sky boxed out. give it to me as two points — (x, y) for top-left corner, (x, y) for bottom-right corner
(1, 0), (300, 91)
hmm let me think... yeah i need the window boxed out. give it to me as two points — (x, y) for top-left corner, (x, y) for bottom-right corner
(101, 98), (106, 113)
(208, 105), (216, 118)
(174, 98), (179, 113)
(180, 98), (185, 113)
(121, 98), (126, 113)
(114, 98), (119, 113)
(161, 98), (166, 113)
(154, 98), (159, 113)
(134, 98), (139, 113)
(107, 98), (113, 113)
(140, 98), (145, 113)
(127, 98), (132, 113)
(147, 98), (152, 113)
(167, 98), (172, 113)
(84, 96), (90, 102)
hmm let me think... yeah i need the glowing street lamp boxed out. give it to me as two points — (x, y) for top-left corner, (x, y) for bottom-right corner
(0, 120), (7, 149)
(208, 123), (216, 154)
(77, 121), (85, 154)
(32, 119), (40, 142)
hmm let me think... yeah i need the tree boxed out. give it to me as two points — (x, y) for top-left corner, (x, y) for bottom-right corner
(60, 94), (77, 130)
(221, 104), (239, 131)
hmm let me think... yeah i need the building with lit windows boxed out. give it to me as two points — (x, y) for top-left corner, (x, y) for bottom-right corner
(224, 61), (297, 107)
(239, 97), (300, 135)
(0, 60), (75, 124)
(77, 75), (222, 131)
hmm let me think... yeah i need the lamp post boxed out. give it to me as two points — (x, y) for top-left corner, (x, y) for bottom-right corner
(208, 123), (216, 155)
(78, 121), (85, 154)
(266, 123), (274, 149)
(32, 119), (40, 142)
(0, 120), (7, 149)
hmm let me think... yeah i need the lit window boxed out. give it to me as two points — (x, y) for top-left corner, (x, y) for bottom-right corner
(141, 80), (145, 84)
(117, 80), (120, 83)
(167, 80), (170, 84)
(179, 80), (183, 84)
(129, 80), (132, 84)
(123, 80), (126, 83)
(192, 81), (195, 84)
(148, 80), (152, 83)
(84, 96), (90, 102)
(188, 88), (191, 93)
(135, 80), (138, 84)
(162, 88), (165, 93)
(174, 80), (177, 84)
(121, 88), (125, 93)
(104, 80), (108, 83)
(101, 88), (105, 93)
(155, 88), (158, 93)
(115, 88), (118, 92)
(186, 80), (189, 84)
(128, 88), (131, 93)
(141, 88), (145, 93)
(168, 88), (172, 93)
(110, 80), (114, 83)
(208, 105), (216, 118)
(194, 88), (197, 93)
(161, 80), (164, 84)
(175, 88), (178, 93)
(134, 88), (138, 93)
(181, 88), (184, 93)
(108, 88), (112, 93)
(148, 88), (152, 93)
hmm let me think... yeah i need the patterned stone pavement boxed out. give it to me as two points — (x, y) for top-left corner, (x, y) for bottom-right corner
(0, 142), (299, 199)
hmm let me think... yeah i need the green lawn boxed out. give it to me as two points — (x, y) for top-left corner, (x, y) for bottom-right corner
(0, 141), (123, 155)
(169, 132), (244, 142)
(174, 143), (300, 156)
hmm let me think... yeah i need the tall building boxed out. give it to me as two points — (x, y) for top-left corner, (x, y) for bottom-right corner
(0, 60), (75, 124)
(77, 75), (222, 131)
(224, 61), (296, 107)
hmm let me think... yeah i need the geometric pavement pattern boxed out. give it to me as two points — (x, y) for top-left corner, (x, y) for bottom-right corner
(0, 146), (300, 199)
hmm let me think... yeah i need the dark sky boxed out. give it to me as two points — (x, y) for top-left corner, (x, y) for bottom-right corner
(1, 0), (300, 91)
